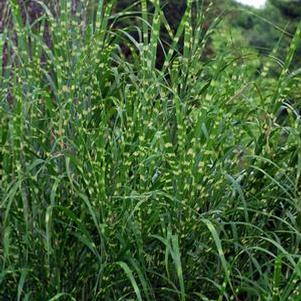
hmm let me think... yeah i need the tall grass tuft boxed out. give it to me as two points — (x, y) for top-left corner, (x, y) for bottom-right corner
(0, 0), (300, 300)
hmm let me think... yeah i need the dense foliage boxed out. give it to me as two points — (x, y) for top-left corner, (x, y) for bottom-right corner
(229, 0), (301, 69)
(0, 0), (301, 300)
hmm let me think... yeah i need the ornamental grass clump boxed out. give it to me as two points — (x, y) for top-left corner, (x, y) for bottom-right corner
(0, 0), (300, 300)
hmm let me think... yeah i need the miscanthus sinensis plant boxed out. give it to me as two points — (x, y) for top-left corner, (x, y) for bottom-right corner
(0, 0), (301, 300)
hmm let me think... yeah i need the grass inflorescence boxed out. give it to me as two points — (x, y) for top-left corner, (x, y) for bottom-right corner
(0, 0), (301, 300)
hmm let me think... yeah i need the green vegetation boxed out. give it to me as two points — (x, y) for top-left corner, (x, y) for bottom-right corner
(229, 0), (301, 69)
(0, 0), (301, 300)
